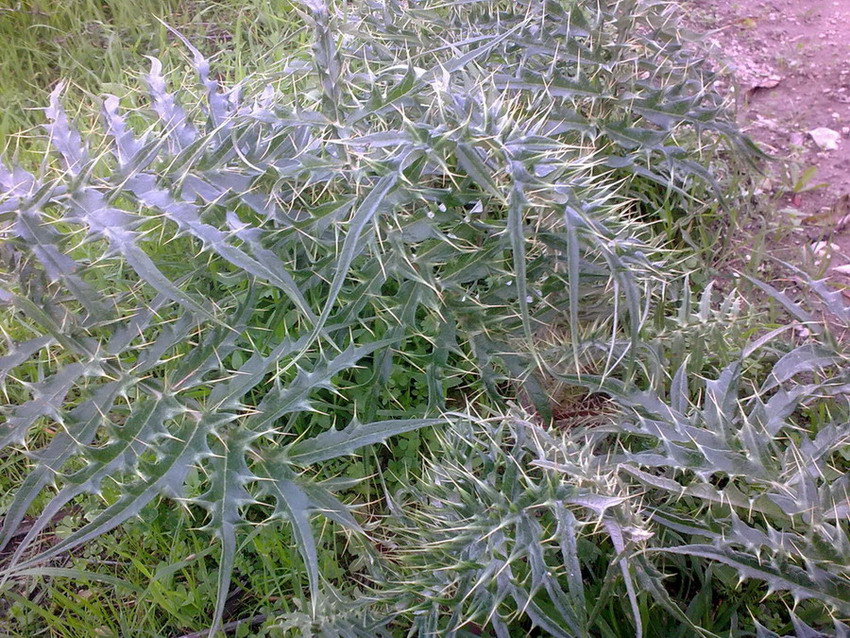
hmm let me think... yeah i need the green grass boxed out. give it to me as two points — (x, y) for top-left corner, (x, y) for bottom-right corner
(2, 506), (331, 636)
(0, 0), (303, 162)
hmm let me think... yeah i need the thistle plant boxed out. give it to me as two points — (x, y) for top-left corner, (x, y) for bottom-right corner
(384, 322), (850, 636)
(0, 0), (758, 634)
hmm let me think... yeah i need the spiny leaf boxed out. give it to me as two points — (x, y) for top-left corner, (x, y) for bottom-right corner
(44, 83), (87, 175)
(145, 56), (197, 152)
(658, 545), (850, 613)
(308, 172), (399, 348)
(285, 417), (444, 466)
(7, 396), (184, 564)
(197, 429), (257, 634)
(7, 413), (212, 573)
(102, 95), (145, 168)
(0, 381), (123, 553)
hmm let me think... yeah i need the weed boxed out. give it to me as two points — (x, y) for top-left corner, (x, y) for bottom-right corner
(1, 1), (841, 637)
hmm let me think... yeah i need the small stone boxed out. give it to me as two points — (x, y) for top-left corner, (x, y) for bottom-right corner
(812, 241), (840, 257)
(809, 127), (842, 150)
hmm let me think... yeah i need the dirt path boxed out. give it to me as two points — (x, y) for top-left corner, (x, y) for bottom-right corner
(687, 0), (850, 280)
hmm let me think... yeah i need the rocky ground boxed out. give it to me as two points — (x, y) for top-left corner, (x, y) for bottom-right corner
(686, 0), (850, 284)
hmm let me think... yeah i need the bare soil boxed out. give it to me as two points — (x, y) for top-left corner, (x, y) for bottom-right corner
(686, 0), (850, 280)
